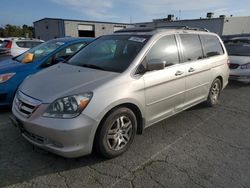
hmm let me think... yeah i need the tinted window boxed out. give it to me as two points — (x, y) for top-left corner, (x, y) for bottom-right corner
(16, 42), (25, 48)
(16, 41), (43, 48)
(15, 40), (64, 63)
(146, 35), (179, 66)
(225, 41), (250, 56)
(180, 34), (203, 62)
(200, 35), (224, 57)
(42, 43), (87, 67)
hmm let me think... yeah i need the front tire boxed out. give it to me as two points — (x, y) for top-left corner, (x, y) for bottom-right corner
(206, 78), (222, 107)
(95, 107), (137, 158)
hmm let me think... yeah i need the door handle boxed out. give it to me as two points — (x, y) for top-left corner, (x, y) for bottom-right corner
(188, 67), (195, 72)
(175, 71), (184, 76)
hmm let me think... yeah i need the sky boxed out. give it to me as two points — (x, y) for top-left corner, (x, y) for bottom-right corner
(0, 0), (249, 26)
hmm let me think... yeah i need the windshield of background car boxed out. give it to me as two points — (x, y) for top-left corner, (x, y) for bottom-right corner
(15, 40), (65, 63)
(68, 35), (151, 73)
(225, 39), (250, 56)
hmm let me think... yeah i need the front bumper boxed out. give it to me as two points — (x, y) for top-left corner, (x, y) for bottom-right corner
(229, 69), (250, 82)
(11, 102), (98, 158)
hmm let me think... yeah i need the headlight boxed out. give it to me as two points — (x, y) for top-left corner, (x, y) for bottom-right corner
(43, 93), (93, 118)
(240, 63), (250, 69)
(0, 73), (16, 83)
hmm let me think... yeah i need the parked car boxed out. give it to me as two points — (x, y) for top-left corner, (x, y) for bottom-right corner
(0, 38), (7, 47)
(0, 38), (11, 57)
(224, 37), (250, 82)
(0, 37), (93, 106)
(1, 38), (44, 57)
(11, 28), (229, 158)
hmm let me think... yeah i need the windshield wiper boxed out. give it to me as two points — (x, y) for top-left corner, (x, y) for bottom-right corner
(81, 64), (104, 70)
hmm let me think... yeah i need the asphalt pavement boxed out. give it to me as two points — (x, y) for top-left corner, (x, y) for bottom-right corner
(0, 81), (249, 188)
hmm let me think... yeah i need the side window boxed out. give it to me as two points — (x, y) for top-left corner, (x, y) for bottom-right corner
(200, 35), (224, 57)
(25, 42), (42, 48)
(41, 43), (86, 67)
(54, 43), (86, 60)
(146, 35), (179, 66)
(180, 34), (203, 62)
(16, 42), (25, 48)
(24, 42), (33, 48)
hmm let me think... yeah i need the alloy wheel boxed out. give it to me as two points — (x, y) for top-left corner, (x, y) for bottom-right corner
(107, 116), (133, 151)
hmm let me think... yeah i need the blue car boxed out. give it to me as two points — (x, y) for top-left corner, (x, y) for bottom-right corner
(0, 37), (94, 106)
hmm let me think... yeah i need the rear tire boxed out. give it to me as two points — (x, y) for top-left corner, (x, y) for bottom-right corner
(95, 107), (137, 159)
(206, 78), (222, 107)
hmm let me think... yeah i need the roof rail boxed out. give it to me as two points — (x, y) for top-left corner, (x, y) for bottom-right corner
(184, 26), (209, 32)
(155, 25), (187, 29)
(156, 25), (209, 32)
(114, 27), (155, 33)
(114, 26), (210, 33)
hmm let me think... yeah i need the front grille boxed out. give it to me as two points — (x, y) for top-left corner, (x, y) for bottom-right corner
(14, 91), (41, 118)
(229, 63), (239, 69)
(17, 122), (45, 144)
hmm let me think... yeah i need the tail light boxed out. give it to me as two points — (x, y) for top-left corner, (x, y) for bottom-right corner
(6, 41), (12, 49)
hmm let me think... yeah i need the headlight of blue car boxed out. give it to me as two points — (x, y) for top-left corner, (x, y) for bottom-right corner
(0, 73), (16, 83)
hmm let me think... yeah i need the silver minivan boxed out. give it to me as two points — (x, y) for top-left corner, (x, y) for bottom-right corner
(11, 28), (229, 158)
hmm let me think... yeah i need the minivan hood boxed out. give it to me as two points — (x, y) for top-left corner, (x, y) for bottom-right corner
(20, 63), (118, 103)
(229, 55), (250, 65)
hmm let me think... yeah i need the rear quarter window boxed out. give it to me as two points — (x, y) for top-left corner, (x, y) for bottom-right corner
(200, 35), (224, 57)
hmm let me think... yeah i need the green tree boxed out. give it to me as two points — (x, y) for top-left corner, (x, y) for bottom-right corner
(22, 24), (34, 38)
(1, 24), (34, 38)
(3, 24), (22, 37)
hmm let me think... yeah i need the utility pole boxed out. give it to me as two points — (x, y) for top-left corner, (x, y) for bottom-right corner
(179, 10), (181, 20)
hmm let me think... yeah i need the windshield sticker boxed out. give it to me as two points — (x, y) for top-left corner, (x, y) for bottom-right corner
(129, 37), (146, 43)
(56, 42), (65, 46)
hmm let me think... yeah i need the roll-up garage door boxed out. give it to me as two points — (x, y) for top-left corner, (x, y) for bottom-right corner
(78, 24), (95, 37)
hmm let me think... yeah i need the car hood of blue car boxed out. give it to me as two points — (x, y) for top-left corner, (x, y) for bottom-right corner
(0, 58), (35, 74)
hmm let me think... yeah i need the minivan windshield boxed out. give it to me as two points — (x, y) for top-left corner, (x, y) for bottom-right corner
(68, 35), (150, 73)
(225, 39), (250, 56)
(15, 40), (64, 63)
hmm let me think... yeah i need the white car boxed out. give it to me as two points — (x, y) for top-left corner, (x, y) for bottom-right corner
(0, 38), (7, 47)
(225, 37), (250, 82)
(1, 38), (44, 57)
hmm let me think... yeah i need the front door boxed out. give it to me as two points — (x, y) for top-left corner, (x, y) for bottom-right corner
(143, 35), (186, 126)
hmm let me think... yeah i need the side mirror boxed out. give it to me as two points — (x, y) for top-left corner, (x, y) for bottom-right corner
(147, 59), (165, 71)
(54, 57), (65, 64)
(21, 53), (34, 64)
